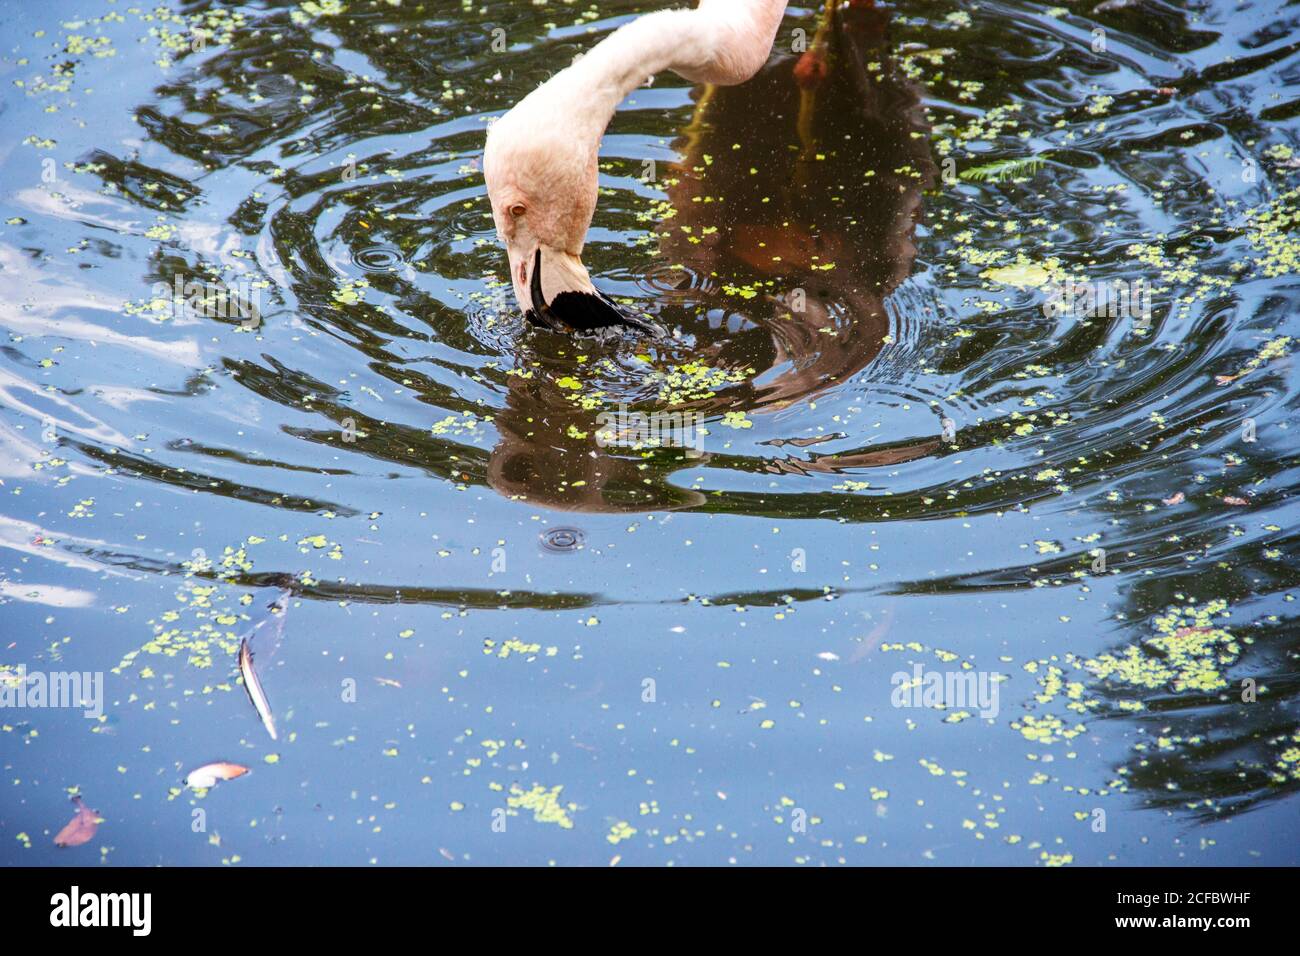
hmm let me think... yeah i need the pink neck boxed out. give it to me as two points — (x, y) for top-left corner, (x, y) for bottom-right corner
(554, 1), (789, 137)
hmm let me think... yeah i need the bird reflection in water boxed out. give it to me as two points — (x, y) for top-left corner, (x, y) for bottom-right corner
(487, 2), (939, 512)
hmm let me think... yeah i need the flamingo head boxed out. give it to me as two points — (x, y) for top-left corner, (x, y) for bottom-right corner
(483, 105), (663, 338)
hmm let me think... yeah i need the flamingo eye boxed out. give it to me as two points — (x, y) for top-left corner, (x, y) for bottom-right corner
(509, 202), (526, 218)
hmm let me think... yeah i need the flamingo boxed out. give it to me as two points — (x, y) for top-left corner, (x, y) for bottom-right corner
(483, 1), (938, 512)
(484, 0), (789, 337)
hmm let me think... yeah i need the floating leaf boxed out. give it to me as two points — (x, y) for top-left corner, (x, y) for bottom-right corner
(238, 589), (288, 740)
(240, 637), (277, 741)
(53, 796), (98, 848)
(981, 257), (1059, 289)
(186, 762), (250, 789)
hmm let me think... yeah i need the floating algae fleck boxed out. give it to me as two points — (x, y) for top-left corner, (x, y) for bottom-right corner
(507, 783), (576, 829)
(1085, 600), (1240, 693)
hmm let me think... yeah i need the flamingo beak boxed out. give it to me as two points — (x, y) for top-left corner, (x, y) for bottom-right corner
(524, 248), (665, 339)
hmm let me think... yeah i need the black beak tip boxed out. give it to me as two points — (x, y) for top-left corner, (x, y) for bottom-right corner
(526, 248), (666, 339)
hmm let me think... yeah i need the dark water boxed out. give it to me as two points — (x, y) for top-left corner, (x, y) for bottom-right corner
(1, 0), (1297, 866)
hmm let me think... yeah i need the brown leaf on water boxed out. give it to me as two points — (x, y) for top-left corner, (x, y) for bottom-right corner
(186, 761), (250, 789)
(1162, 491), (1185, 506)
(53, 796), (98, 848)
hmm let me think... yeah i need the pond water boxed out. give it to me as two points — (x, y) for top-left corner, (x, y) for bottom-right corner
(1, 0), (1298, 866)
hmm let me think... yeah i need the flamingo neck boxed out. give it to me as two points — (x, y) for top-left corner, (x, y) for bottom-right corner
(554, 1), (788, 134)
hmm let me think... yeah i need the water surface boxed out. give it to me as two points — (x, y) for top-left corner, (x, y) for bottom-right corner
(1, 0), (1298, 866)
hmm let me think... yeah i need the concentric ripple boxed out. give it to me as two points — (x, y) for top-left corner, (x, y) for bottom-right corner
(350, 244), (405, 273)
(539, 526), (586, 554)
